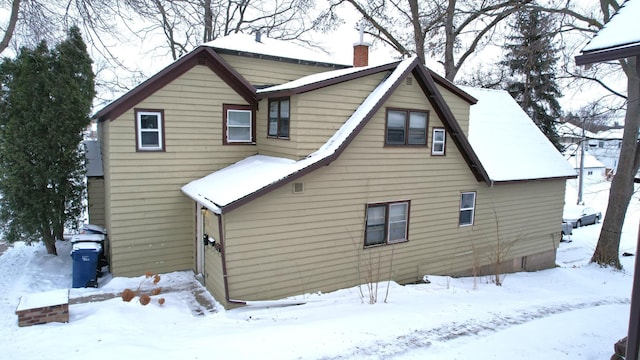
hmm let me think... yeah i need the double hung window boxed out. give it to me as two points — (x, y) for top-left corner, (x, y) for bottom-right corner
(365, 201), (410, 247)
(135, 109), (164, 151)
(432, 128), (446, 155)
(268, 98), (290, 138)
(224, 104), (254, 144)
(386, 109), (427, 146)
(459, 192), (476, 226)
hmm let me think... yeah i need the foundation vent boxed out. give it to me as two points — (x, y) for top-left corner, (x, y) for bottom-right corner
(293, 182), (304, 194)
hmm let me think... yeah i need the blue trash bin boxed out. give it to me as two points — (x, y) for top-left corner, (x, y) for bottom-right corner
(71, 242), (101, 288)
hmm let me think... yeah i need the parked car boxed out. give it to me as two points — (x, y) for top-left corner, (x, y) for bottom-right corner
(563, 206), (602, 228)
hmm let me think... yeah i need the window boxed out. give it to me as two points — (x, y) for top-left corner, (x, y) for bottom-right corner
(386, 109), (427, 146)
(365, 201), (410, 247)
(598, 141), (604, 148)
(223, 104), (255, 144)
(459, 192), (476, 226)
(135, 109), (164, 151)
(268, 98), (290, 138)
(432, 127), (446, 155)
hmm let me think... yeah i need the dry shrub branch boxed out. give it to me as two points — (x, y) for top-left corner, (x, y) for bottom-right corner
(120, 271), (166, 306)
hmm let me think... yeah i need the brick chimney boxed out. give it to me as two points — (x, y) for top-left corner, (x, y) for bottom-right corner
(353, 26), (370, 67)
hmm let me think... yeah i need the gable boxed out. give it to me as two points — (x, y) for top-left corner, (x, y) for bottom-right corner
(182, 57), (491, 214)
(93, 47), (257, 122)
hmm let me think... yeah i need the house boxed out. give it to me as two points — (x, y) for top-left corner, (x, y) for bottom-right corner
(92, 33), (575, 308)
(564, 148), (606, 183)
(84, 140), (105, 228)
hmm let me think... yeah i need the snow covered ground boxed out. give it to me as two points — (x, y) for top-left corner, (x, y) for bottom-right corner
(1, 179), (638, 359)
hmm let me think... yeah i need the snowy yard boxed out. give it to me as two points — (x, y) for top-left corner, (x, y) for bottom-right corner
(1, 179), (638, 359)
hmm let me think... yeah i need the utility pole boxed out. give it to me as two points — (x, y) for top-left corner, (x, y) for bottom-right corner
(577, 121), (585, 205)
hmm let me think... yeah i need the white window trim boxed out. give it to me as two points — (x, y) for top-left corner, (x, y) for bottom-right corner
(136, 110), (163, 151)
(226, 109), (252, 143)
(432, 128), (446, 155)
(459, 192), (476, 227)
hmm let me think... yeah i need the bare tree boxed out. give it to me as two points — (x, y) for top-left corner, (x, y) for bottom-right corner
(122, 0), (318, 61)
(320, 0), (530, 81)
(534, 0), (639, 269)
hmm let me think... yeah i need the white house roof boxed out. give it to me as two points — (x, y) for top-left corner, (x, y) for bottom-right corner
(582, 0), (640, 53)
(462, 86), (577, 182)
(556, 122), (598, 140)
(204, 33), (351, 67)
(565, 153), (606, 170)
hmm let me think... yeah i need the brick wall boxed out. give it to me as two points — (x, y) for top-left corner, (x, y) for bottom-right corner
(16, 303), (69, 327)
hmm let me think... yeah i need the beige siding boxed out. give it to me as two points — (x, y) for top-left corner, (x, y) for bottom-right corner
(87, 178), (105, 228)
(219, 54), (341, 86)
(219, 78), (565, 302)
(258, 72), (389, 159)
(104, 65), (258, 277)
(438, 83), (471, 135)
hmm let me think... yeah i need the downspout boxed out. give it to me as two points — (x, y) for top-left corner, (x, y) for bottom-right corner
(217, 212), (246, 306)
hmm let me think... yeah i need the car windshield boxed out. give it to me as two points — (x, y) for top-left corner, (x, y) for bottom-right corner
(563, 206), (586, 218)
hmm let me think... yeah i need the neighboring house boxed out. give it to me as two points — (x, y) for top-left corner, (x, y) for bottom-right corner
(556, 122), (597, 149)
(84, 139), (105, 228)
(564, 148), (606, 183)
(557, 122), (632, 176)
(589, 128), (624, 173)
(91, 33), (575, 308)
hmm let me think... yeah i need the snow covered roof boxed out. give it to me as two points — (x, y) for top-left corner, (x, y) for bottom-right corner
(204, 33), (351, 67)
(556, 122), (598, 140)
(565, 153), (605, 170)
(257, 62), (398, 95)
(576, 0), (640, 65)
(462, 86), (577, 182)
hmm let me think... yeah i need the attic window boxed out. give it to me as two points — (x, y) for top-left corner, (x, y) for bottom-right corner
(385, 109), (428, 146)
(223, 104), (255, 144)
(135, 109), (165, 152)
(293, 182), (304, 193)
(431, 127), (446, 155)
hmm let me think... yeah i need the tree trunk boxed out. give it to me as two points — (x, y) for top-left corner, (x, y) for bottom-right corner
(591, 56), (640, 269)
(42, 232), (58, 256)
(408, 0), (425, 65)
(443, 0), (457, 80)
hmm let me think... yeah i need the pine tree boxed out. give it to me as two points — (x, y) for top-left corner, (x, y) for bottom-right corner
(501, 9), (563, 151)
(0, 26), (95, 255)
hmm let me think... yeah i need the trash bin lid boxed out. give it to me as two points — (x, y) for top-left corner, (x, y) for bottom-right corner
(70, 234), (105, 243)
(80, 224), (107, 235)
(72, 242), (101, 252)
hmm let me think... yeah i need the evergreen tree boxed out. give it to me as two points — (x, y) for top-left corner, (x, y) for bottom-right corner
(501, 9), (563, 151)
(0, 26), (95, 255)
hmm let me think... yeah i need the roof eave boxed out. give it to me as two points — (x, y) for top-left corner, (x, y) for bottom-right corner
(492, 174), (578, 185)
(93, 46), (257, 122)
(575, 43), (640, 66)
(413, 65), (491, 185)
(256, 62), (401, 99)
